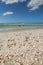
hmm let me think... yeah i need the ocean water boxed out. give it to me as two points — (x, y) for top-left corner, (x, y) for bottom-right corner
(0, 23), (43, 28)
(0, 24), (43, 32)
(0, 24), (43, 29)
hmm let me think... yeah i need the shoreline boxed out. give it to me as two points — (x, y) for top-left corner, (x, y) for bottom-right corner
(0, 24), (43, 32)
(0, 27), (43, 33)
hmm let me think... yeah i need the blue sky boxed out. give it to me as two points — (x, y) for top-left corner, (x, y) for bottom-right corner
(0, 0), (43, 24)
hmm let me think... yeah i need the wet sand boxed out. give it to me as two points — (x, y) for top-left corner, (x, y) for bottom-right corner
(0, 29), (43, 65)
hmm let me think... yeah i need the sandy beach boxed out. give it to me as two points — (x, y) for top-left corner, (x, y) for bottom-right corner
(0, 29), (43, 65)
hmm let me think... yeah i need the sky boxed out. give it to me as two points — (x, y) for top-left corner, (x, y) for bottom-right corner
(0, 0), (43, 24)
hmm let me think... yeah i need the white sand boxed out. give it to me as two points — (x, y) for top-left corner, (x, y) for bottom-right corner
(0, 29), (43, 65)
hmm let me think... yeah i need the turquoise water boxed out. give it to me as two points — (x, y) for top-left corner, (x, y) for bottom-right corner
(0, 24), (43, 32)
(0, 24), (43, 29)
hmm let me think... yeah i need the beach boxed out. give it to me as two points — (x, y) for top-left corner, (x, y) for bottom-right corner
(0, 28), (43, 65)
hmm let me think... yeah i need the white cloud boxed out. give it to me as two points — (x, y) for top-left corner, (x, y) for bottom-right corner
(27, 0), (43, 11)
(2, 0), (26, 4)
(3, 12), (13, 16)
(2, 0), (43, 11)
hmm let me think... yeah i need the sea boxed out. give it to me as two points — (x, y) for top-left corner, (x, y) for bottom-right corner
(0, 23), (43, 32)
